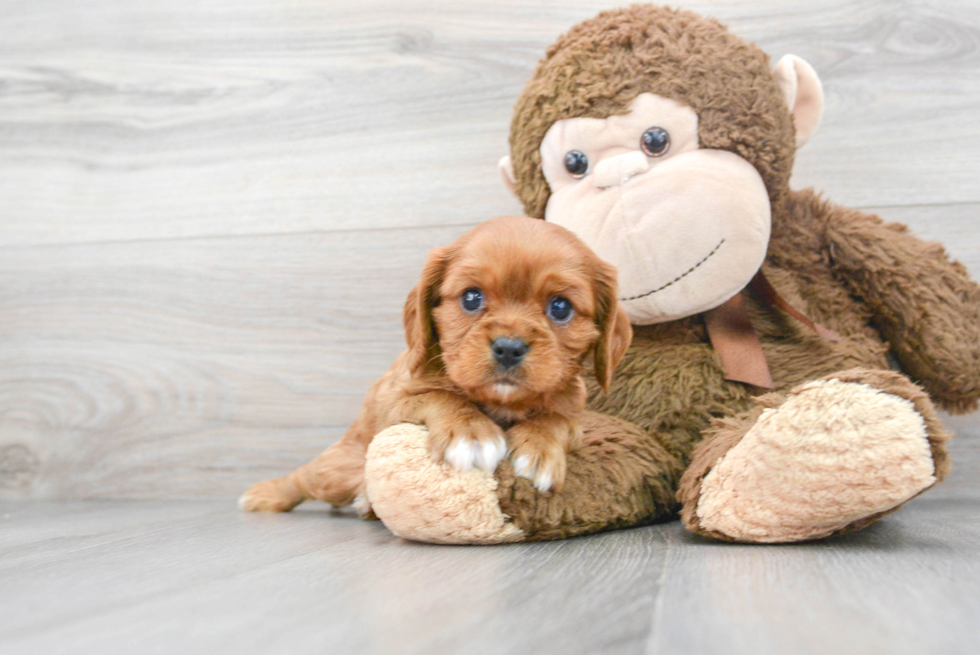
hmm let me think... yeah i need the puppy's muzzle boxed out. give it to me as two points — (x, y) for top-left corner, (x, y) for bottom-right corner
(492, 337), (528, 370)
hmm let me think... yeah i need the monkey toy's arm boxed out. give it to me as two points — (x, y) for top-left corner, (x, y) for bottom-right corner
(823, 204), (980, 413)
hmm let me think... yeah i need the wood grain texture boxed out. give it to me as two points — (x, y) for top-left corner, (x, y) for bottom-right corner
(0, 224), (474, 498)
(0, 501), (671, 654)
(1, 0), (979, 501)
(1, 435), (978, 655)
(3, 3), (980, 651)
(0, 0), (978, 246)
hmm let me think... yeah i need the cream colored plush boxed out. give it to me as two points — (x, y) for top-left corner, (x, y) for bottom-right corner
(772, 54), (824, 148)
(364, 424), (524, 544)
(531, 93), (772, 325)
(695, 379), (936, 543)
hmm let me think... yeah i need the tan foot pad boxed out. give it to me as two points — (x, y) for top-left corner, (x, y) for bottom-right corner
(365, 423), (524, 544)
(697, 379), (936, 543)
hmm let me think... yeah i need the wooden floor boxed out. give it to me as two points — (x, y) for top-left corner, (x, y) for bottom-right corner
(2, 0), (980, 652)
(2, 0), (980, 501)
(2, 418), (979, 654)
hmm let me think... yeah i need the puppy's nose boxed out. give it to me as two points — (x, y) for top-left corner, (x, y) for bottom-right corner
(491, 337), (528, 369)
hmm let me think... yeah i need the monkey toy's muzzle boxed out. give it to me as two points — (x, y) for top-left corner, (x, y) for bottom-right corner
(545, 149), (772, 325)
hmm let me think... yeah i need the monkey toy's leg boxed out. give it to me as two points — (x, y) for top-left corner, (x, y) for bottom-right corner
(678, 368), (951, 543)
(363, 413), (684, 544)
(359, 366), (949, 544)
(493, 411), (683, 540)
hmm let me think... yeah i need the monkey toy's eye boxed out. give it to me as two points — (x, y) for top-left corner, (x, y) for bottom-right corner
(546, 296), (574, 323)
(461, 288), (485, 313)
(564, 150), (589, 178)
(640, 127), (670, 157)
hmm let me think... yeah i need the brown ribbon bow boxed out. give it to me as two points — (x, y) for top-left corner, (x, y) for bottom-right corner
(703, 271), (842, 388)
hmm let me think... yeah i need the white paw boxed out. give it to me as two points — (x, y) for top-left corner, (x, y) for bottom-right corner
(512, 454), (554, 492)
(444, 435), (507, 473)
(352, 494), (372, 518)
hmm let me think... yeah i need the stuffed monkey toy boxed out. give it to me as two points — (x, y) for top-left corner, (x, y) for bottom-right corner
(330, 5), (980, 544)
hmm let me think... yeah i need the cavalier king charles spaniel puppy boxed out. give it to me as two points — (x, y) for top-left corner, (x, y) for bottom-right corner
(240, 216), (632, 514)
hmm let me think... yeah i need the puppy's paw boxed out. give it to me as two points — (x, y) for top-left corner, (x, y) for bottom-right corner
(508, 426), (569, 493)
(510, 449), (566, 492)
(429, 416), (507, 473)
(352, 494), (378, 520)
(445, 435), (508, 473)
(508, 417), (580, 492)
(239, 477), (305, 512)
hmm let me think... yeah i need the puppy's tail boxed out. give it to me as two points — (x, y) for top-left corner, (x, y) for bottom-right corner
(239, 473), (308, 513)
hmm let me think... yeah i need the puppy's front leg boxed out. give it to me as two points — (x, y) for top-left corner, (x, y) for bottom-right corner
(508, 414), (583, 492)
(398, 391), (507, 473)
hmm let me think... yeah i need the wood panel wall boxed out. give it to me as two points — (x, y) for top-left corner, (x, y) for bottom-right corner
(2, 0), (978, 498)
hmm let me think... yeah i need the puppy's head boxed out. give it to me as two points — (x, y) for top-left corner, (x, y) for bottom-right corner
(403, 216), (632, 405)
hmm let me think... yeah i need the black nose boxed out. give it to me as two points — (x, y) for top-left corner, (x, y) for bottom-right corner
(491, 337), (528, 369)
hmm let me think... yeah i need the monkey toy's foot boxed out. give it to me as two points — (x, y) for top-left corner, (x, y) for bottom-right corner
(364, 424), (526, 544)
(679, 368), (951, 543)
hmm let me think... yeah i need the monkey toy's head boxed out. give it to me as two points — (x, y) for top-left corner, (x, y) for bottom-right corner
(499, 5), (824, 325)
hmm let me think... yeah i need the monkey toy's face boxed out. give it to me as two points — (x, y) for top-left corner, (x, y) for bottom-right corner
(538, 93), (771, 325)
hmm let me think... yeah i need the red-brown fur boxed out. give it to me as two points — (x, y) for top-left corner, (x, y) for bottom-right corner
(240, 216), (632, 512)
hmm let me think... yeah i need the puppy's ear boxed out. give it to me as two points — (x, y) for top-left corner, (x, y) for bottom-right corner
(592, 261), (633, 392)
(404, 246), (453, 373)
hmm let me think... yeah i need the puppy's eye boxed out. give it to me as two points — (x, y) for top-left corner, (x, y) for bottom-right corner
(564, 150), (589, 178)
(460, 288), (485, 313)
(547, 296), (574, 323)
(640, 127), (670, 157)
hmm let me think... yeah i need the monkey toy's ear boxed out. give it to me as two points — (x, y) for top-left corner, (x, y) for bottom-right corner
(773, 54), (824, 149)
(498, 155), (519, 198)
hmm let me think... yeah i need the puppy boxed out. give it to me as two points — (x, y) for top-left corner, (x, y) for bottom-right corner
(240, 216), (632, 514)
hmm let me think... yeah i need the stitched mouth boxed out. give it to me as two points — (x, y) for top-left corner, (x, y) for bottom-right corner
(620, 238), (725, 302)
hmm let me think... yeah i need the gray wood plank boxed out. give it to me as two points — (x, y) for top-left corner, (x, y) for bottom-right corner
(932, 410), (980, 500)
(0, 500), (669, 655)
(647, 504), (980, 655)
(2, 443), (979, 655)
(0, 224), (474, 499)
(864, 202), (980, 274)
(1, 0), (978, 247)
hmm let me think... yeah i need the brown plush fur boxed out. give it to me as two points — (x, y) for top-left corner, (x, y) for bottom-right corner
(486, 5), (980, 540)
(240, 216), (632, 511)
(497, 411), (681, 541)
(509, 4), (796, 218)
